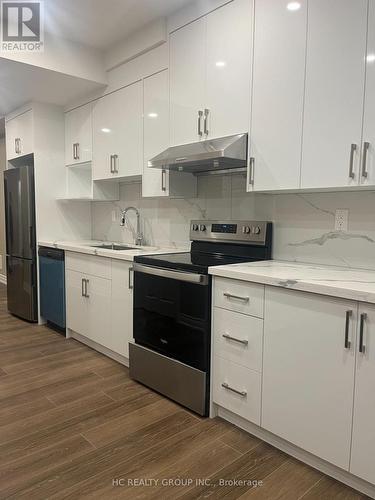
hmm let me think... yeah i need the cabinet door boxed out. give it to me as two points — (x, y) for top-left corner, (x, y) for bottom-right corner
(249, 0), (306, 191)
(110, 261), (133, 358)
(170, 17), (206, 146)
(66, 270), (89, 336)
(301, 0), (367, 189)
(262, 287), (357, 470)
(6, 110), (33, 161)
(360, 0), (375, 187)
(92, 82), (143, 180)
(205, 0), (252, 140)
(65, 103), (92, 166)
(143, 70), (170, 197)
(350, 303), (375, 484)
(86, 275), (112, 346)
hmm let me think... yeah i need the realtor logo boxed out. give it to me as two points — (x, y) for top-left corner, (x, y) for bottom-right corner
(1, 1), (44, 52)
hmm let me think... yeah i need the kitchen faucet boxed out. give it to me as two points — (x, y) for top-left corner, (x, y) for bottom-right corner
(120, 207), (144, 246)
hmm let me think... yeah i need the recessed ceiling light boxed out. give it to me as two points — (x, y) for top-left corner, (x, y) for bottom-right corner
(367, 53), (375, 63)
(215, 61), (227, 67)
(148, 112), (158, 118)
(287, 2), (301, 11)
(101, 127), (111, 133)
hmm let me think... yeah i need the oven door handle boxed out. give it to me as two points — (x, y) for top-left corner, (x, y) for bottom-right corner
(133, 263), (209, 285)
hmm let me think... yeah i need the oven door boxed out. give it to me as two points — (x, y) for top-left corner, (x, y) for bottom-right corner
(133, 264), (211, 372)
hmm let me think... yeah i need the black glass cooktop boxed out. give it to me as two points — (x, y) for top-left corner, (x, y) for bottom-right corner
(134, 251), (258, 274)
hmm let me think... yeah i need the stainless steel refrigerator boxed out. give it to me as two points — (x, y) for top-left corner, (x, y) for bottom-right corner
(4, 164), (38, 322)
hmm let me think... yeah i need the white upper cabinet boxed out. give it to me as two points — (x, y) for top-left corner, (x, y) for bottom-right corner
(170, 18), (206, 146)
(300, 0), (368, 189)
(5, 110), (33, 161)
(170, 0), (252, 146)
(360, 0), (375, 186)
(142, 70), (197, 198)
(249, 0), (307, 192)
(350, 303), (375, 485)
(65, 103), (92, 166)
(205, 0), (252, 139)
(262, 288), (357, 470)
(92, 81), (143, 181)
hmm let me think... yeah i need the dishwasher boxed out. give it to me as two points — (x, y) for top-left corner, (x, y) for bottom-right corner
(38, 247), (66, 332)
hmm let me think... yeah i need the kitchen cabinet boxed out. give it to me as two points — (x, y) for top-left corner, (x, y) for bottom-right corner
(350, 303), (375, 484)
(65, 253), (133, 361)
(65, 103), (92, 166)
(169, 0), (252, 146)
(249, 0), (307, 192)
(262, 287), (356, 470)
(5, 110), (33, 161)
(300, 0), (368, 189)
(92, 81), (143, 181)
(142, 70), (196, 198)
(110, 261), (133, 358)
(360, 0), (375, 187)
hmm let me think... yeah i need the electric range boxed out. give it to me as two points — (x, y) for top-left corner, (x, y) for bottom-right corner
(129, 220), (273, 416)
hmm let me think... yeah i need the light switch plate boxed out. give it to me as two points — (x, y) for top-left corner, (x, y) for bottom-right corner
(335, 209), (349, 232)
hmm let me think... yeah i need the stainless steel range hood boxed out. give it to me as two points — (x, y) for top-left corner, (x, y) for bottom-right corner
(148, 133), (248, 174)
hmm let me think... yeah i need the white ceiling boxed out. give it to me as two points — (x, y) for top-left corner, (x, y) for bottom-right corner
(44, 0), (194, 50)
(0, 58), (104, 117)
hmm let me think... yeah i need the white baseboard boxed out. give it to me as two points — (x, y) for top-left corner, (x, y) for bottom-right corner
(216, 406), (375, 499)
(0, 274), (7, 285)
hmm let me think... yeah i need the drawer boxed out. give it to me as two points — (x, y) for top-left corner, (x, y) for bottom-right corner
(213, 308), (263, 371)
(213, 277), (264, 318)
(213, 356), (261, 425)
(65, 252), (111, 279)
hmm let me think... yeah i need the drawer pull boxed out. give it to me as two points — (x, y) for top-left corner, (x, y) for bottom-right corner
(223, 292), (250, 302)
(222, 333), (248, 346)
(221, 382), (247, 397)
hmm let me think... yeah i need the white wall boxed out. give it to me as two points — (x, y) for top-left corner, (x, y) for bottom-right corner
(92, 177), (375, 271)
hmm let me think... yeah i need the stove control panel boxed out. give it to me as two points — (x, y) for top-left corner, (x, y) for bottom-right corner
(190, 220), (271, 245)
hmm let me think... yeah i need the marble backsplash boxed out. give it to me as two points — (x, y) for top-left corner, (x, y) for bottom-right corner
(92, 174), (375, 270)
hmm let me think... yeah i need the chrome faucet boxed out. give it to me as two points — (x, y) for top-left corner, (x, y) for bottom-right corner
(120, 207), (143, 246)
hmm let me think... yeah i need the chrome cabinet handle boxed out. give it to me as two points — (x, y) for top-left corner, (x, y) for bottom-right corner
(349, 144), (357, 179)
(249, 157), (255, 186)
(14, 138), (18, 154)
(161, 169), (167, 192)
(359, 313), (367, 354)
(362, 142), (370, 179)
(15, 138), (21, 154)
(85, 279), (90, 298)
(73, 143), (76, 160)
(113, 154), (119, 174)
(81, 278), (85, 297)
(223, 292), (250, 302)
(198, 110), (203, 137)
(345, 310), (352, 349)
(221, 382), (247, 397)
(110, 155), (114, 173)
(204, 108), (209, 135)
(222, 333), (248, 346)
(75, 143), (80, 160)
(129, 267), (134, 289)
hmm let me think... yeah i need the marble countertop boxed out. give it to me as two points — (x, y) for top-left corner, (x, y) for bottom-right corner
(38, 240), (188, 262)
(209, 260), (375, 304)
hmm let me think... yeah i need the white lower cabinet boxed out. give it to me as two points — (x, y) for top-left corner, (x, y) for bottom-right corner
(262, 287), (356, 470)
(110, 261), (133, 358)
(212, 278), (375, 489)
(350, 303), (375, 484)
(65, 253), (133, 360)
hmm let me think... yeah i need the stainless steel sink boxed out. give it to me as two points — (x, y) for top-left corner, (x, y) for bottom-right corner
(91, 244), (138, 251)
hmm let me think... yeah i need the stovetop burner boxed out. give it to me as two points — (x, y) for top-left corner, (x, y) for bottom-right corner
(135, 220), (273, 274)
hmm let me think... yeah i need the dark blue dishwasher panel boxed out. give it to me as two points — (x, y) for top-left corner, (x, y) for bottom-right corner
(38, 247), (66, 331)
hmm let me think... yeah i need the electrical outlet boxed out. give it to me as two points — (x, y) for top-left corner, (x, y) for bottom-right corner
(335, 209), (349, 232)
(111, 210), (117, 223)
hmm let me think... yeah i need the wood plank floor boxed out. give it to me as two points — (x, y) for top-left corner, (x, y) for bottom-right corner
(0, 284), (369, 499)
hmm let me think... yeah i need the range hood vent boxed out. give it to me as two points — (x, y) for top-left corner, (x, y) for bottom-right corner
(148, 133), (248, 174)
